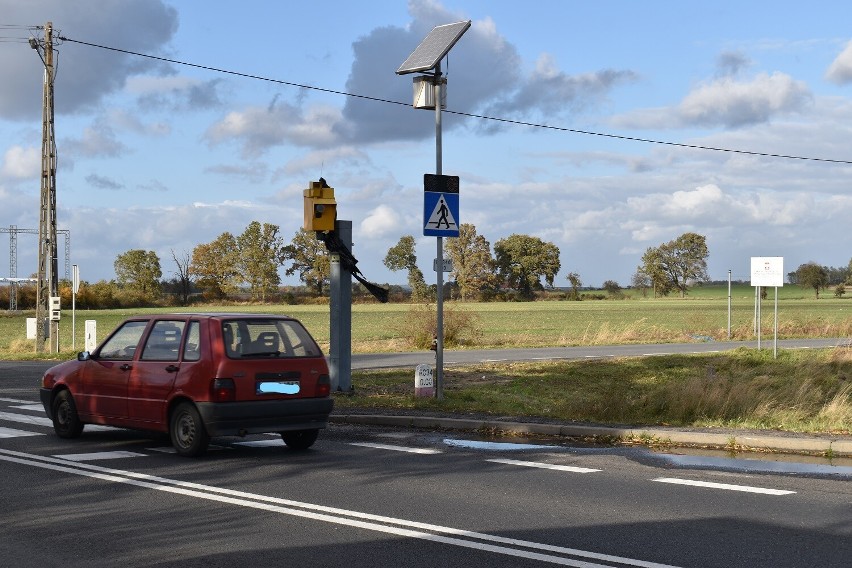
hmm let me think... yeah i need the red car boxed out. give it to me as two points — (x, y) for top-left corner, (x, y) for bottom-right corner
(39, 313), (333, 456)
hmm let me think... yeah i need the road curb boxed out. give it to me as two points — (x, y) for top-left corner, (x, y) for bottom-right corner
(329, 414), (852, 456)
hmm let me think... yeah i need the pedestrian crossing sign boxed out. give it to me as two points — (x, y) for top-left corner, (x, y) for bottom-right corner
(423, 174), (459, 237)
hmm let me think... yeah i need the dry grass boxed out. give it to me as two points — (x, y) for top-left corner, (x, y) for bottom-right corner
(338, 347), (852, 435)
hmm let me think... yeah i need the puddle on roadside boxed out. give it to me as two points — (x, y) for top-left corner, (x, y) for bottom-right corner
(443, 438), (560, 451)
(651, 447), (852, 476)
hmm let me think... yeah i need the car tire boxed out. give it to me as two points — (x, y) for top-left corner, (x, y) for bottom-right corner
(281, 429), (319, 450)
(170, 403), (210, 457)
(52, 390), (84, 439)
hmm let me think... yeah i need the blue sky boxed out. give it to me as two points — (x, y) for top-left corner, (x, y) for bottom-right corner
(3, 0), (852, 290)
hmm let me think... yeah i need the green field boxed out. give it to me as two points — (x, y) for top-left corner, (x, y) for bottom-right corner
(1, 284), (851, 359)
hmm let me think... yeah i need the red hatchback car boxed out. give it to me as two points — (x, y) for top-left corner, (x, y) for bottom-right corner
(39, 313), (333, 456)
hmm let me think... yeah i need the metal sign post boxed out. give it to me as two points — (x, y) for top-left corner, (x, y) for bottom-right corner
(750, 257), (784, 359)
(72, 264), (79, 350)
(397, 20), (470, 401)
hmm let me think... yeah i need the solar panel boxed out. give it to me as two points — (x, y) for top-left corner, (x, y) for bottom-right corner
(396, 20), (471, 75)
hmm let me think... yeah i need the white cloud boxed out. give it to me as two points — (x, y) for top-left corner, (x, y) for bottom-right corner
(614, 72), (812, 129)
(826, 40), (852, 84)
(1, 145), (40, 178)
(679, 72), (811, 127)
(359, 204), (401, 238)
(205, 101), (342, 156)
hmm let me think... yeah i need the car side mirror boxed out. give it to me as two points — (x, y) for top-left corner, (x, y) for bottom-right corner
(77, 351), (91, 361)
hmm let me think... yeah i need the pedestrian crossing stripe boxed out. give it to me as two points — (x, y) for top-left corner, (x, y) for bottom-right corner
(0, 426), (44, 438)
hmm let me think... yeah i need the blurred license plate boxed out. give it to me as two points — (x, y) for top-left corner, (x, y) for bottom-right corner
(257, 381), (300, 395)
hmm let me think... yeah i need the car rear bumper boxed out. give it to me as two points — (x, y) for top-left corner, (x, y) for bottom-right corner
(195, 398), (334, 436)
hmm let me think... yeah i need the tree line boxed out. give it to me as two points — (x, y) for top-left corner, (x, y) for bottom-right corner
(4, 223), (850, 310)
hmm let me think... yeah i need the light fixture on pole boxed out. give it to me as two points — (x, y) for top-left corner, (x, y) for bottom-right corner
(396, 20), (470, 400)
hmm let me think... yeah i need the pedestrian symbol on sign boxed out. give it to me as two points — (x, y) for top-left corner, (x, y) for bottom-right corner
(425, 194), (458, 231)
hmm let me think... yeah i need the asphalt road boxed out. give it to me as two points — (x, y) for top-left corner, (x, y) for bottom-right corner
(2, 360), (851, 568)
(351, 337), (845, 369)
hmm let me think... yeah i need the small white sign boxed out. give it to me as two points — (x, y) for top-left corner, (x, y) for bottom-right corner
(414, 363), (434, 398)
(433, 258), (453, 272)
(750, 257), (784, 287)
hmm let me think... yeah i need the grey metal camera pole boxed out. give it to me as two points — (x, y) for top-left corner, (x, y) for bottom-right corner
(329, 220), (352, 392)
(434, 64), (445, 401)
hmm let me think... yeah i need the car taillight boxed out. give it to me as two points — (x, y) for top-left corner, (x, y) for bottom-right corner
(211, 378), (236, 402)
(317, 374), (330, 397)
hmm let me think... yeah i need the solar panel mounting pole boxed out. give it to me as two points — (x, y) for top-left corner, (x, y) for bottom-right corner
(434, 63), (445, 400)
(396, 20), (470, 402)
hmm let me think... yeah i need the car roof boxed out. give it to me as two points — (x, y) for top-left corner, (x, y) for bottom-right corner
(125, 313), (299, 321)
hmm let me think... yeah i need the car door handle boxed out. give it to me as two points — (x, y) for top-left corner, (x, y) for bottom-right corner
(119, 364), (132, 371)
(165, 365), (180, 373)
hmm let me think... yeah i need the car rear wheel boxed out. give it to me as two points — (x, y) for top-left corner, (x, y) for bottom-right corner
(170, 403), (210, 457)
(52, 390), (84, 439)
(281, 429), (319, 450)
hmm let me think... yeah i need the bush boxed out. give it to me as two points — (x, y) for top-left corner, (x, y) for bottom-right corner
(396, 304), (482, 349)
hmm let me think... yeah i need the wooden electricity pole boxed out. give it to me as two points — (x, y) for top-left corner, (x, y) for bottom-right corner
(34, 21), (59, 353)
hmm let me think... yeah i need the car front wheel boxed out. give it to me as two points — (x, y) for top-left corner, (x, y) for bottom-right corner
(170, 403), (210, 457)
(52, 390), (84, 439)
(281, 429), (319, 450)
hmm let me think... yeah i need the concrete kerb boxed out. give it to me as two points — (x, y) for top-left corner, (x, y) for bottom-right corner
(329, 414), (852, 457)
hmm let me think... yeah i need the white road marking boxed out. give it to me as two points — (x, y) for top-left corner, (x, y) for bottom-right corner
(350, 442), (442, 455)
(488, 458), (601, 473)
(54, 451), (147, 461)
(0, 410), (114, 432)
(653, 477), (795, 495)
(11, 404), (45, 412)
(0, 397), (35, 404)
(0, 448), (685, 568)
(234, 439), (285, 448)
(0, 426), (44, 438)
(0, 411), (52, 427)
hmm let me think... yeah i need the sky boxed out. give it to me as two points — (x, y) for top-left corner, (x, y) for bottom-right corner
(3, 0), (852, 290)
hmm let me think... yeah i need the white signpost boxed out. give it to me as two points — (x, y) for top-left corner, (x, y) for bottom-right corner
(750, 257), (783, 358)
(72, 264), (79, 350)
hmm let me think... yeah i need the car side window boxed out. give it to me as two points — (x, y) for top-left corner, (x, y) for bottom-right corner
(141, 321), (186, 362)
(183, 321), (201, 362)
(98, 321), (148, 360)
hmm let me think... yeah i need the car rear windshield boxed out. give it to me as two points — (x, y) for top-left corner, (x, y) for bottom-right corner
(221, 319), (323, 359)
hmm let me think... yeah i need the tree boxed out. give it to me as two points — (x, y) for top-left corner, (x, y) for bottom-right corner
(494, 234), (560, 300)
(190, 232), (240, 299)
(236, 221), (285, 302)
(795, 262), (829, 299)
(630, 269), (651, 298)
(384, 235), (428, 301)
(444, 224), (498, 301)
(170, 249), (194, 306)
(602, 279), (623, 298)
(114, 249), (162, 298)
(282, 229), (330, 296)
(640, 232), (709, 297)
(565, 272), (582, 301)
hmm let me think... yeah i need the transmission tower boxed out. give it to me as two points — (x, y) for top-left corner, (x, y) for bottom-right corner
(2, 226), (70, 311)
(30, 22), (59, 353)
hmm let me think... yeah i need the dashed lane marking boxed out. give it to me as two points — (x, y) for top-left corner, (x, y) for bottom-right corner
(487, 458), (601, 474)
(653, 477), (795, 495)
(350, 442), (442, 455)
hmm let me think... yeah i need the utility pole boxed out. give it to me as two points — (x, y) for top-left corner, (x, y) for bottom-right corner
(32, 22), (59, 353)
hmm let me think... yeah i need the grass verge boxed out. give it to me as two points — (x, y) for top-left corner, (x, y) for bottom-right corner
(336, 347), (852, 435)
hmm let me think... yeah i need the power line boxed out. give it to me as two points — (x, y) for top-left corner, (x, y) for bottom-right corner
(57, 35), (852, 166)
